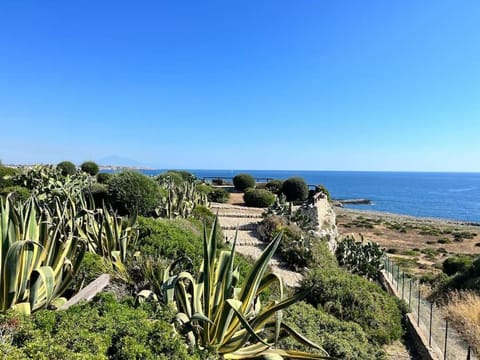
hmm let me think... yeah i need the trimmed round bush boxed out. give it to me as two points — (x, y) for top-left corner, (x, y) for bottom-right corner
(243, 188), (275, 208)
(265, 179), (283, 194)
(96, 172), (112, 184)
(80, 161), (99, 176)
(233, 173), (255, 191)
(57, 161), (77, 176)
(281, 177), (308, 202)
(0, 166), (18, 189)
(108, 170), (160, 216)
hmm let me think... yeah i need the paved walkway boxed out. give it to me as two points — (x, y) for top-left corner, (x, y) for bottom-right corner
(211, 203), (303, 288)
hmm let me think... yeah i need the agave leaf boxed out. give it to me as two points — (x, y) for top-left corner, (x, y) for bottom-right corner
(11, 302), (31, 316)
(29, 266), (55, 311)
(221, 299), (270, 354)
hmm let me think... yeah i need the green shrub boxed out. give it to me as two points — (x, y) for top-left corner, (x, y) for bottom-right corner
(281, 177), (308, 202)
(300, 267), (403, 345)
(108, 170), (160, 216)
(84, 182), (108, 208)
(157, 171), (184, 185)
(136, 217), (205, 267)
(0, 186), (30, 202)
(68, 252), (112, 294)
(257, 215), (314, 270)
(195, 183), (212, 195)
(10, 293), (196, 359)
(96, 172), (112, 184)
(157, 170), (194, 185)
(191, 205), (224, 242)
(208, 188), (230, 203)
(315, 184), (331, 200)
(212, 178), (224, 185)
(56, 161), (77, 176)
(80, 161), (100, 176)
(280, 302), (385, 359)
(0, 166), (18, 189)
(265, 179), (283, 194)
(442, 256), (473, 276)
(335, 236), (385, 281)
(233, 173), (255, 191)
(243, 188), (275, 208)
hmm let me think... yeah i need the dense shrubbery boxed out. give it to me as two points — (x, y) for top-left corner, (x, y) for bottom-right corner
(0, 185), (30, 202)
(233, 173), (255, 191)
(0, 166), (18, 188)
(442, 255), (473, 276)
(441, 257), (480, 291)
(265, 179), (283, 194)
(136, 217), (205, 267)
(208, 188), (230, 203)
(2, 293), (197, 359)
(281, 177), (308, 202)
(191, 205), (224, 241)
(96, 172), (112, 184)
(56, 161), (77, 176)
(300, 267), (404, 345)
(108, 170), (160, 216)
(85, 182), (108, 208)
(243, 188), (275, 208)
(280, 302), (385, 359)
(157, 170), (194, 185)
(258, 215), (314, 270)
(80, 161), (99, 176)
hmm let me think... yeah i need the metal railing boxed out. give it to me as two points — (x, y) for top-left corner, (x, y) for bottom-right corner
(383, 257), (477, 360)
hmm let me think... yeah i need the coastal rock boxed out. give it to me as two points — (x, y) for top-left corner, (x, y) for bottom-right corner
(298, 197), (338, 252)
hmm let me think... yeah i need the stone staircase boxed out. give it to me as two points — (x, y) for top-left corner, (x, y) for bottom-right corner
(210, 203), (303, 288)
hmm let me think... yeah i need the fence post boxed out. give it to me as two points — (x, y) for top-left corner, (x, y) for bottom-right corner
(397, 266), (401, 291)
(409, 279), (412, 308)
(402, 273), (405, 300)
(429, 302), (433, 347)
(444, 319), (449, 360)
(417, 285), (421, 327)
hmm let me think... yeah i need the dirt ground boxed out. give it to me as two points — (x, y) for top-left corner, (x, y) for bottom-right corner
(227, 191), (244, 205)
(335, 207), (480, 276)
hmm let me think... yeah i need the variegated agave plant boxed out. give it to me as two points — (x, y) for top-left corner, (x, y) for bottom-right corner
(79, 204), (138, 279)
(141, 218), (332, 359)
(0, 195), (86, 314)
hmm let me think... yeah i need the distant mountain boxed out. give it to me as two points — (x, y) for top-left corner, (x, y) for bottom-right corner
(96, 155), (153, 168)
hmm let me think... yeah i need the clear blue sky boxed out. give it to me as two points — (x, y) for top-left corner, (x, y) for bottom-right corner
(1, 1), (479, 171)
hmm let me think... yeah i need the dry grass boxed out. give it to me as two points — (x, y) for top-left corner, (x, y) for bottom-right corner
(444, 290), (480, 353)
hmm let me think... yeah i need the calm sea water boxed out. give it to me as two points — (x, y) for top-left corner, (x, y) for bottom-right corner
(137, 170), (480, 223)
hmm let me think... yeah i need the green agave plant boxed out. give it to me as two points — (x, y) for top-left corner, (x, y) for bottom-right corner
(0, 195), (86, 314)
(144, 218), (332, 359)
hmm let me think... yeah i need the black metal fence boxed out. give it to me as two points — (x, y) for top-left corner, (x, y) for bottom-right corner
(383, 257), (477, 360)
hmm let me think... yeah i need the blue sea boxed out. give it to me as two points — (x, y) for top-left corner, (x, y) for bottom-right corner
(137, 170), (480, 223)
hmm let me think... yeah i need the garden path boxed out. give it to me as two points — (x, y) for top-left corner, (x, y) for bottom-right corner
(210, 202), (303, 288)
